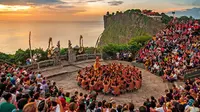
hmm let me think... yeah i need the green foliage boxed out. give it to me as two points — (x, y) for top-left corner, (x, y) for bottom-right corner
(161, 13), (173, 24)
(0, 52), (14, 63)
(33, 48), (48, 61)
(134, 9), (142, 13)
(178, 16), (194, 22)
(0, 48), (47, 65)
(129, 35), (151, 46)
(60, 48), (68, 55)
(124, 9), (131, 14)
(84, 47), (95, 54)
(128, 9), (142, 14)
(161, 13), (195, 24)
(102, 34), (150, 58)
(102, 44), (129, 56)
(14, 49), (29, 64)
(0, 46), (98, 65)
(129, 42), (142, 53)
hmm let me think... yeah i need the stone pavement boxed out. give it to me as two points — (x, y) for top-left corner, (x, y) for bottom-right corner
(39, 60), (185, 107)
(40, 59), (106, 78)
(47, 60), (184, 107)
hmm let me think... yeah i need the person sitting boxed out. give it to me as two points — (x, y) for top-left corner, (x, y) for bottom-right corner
(167, 71), (177, 82)
(111, 84), (120, 96)
(103, 81), (110, 95)
(0, 93), (16, 112)
(77, 63), (142, 95)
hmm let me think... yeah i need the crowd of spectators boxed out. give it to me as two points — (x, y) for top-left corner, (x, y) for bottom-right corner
(0, 62), (200, 112)
(76, 63), (142, 96)
(143, 78), (200, 112)
(136, 19), (200, 82)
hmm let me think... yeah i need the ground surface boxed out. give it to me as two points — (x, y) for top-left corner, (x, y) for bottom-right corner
(41, 60), (183, 107)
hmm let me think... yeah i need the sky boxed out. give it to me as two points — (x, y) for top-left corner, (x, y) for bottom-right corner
(0, 0), (199, 21)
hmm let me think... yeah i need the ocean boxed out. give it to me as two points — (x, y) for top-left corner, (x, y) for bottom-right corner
(0, 21), (104, 54)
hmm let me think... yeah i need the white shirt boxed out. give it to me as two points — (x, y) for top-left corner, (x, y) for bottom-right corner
(56, 104), (60, 112)
(175, 62), (179, 66)
(11, 94), (16, 104)
(173, 74), (177, 80)
(155, 107), (165, 112)
(190, 107), (200, 112)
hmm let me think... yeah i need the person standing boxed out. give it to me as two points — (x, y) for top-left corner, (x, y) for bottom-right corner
(116, 52), (120, 60)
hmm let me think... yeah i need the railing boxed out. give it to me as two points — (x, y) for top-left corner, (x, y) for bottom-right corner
(60, 54), (68, 60)
(76, 53), (101, 61)
(24, 53), (101, 70)
(0, 53), (101, 70)
(22, 59), (56, 70)
(184, 65), (200, 80)
(38, 60), (55, 69)
(184, 69), (200, 80)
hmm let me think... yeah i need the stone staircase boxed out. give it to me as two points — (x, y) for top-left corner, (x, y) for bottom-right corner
(184, 69), (200, 80)
(131, 61), (145, 69)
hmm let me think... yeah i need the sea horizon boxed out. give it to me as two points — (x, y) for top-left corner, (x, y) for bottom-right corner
(0, 21), (104, 54)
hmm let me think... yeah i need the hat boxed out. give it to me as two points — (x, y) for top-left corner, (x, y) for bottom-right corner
(187, 99), (195, 106)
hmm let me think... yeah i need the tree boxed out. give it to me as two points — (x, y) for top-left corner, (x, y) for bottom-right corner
(161, 13), (172, 24)
(134, 9), (142, 14)
(116, 11), (120, 14)
(106, 11), (110, 16)
(124, 9), (130, 13)
(129, 42), (142, 53)
(84, 47), (95, 54)
(60, 48), (68, 55)
(14, 49), (29, 65)
(33, 48), (48, 61)
(189, 16), (194, 20)
(129, 35), (152, 46)
(102, 44), (129, 58)
(178, 16), (190, 22)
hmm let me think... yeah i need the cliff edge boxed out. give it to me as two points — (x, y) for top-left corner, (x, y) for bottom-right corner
(99, 11), (165, 46)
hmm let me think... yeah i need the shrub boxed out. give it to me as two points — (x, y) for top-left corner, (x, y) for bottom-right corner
(129, 35), (152, 46)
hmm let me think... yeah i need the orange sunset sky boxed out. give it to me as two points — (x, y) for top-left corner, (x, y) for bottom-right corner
(0, 0), (199, 21)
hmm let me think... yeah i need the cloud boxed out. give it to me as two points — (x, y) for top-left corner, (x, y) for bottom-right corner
(192, 0), (200, 6)
(55, 5), (74, 9)
(33, 5), (86, 14)
(167, 7), (200, 19)
(87, 0), (103, 2)
(0, 0), (64, 5)
(172, 0), (200, 7)
(108, 0), (123, 6)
